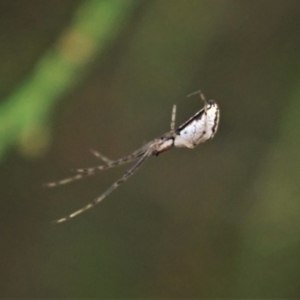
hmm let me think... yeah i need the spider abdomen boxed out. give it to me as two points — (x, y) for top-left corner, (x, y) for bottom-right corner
(174, 101), (220, 148)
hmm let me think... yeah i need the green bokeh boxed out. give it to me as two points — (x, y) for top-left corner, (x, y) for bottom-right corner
(0, 0), (140, 159)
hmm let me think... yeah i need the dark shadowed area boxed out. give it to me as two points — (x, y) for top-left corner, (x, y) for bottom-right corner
(1, 0), (300, 298)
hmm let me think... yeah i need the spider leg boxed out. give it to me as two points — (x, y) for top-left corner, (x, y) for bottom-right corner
(75, 147), (146, 173)
(44, 148), (146, 188)
(199, 92), (208, 113)
(187, 90), (208, 109)
(45, 173), (90, 188)
(90, 149), (112, 163)
(187, 90), (202, 98)
(52, 149), (151, 224)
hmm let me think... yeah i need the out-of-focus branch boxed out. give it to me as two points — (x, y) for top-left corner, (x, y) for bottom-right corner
(0, 0), (141, 160)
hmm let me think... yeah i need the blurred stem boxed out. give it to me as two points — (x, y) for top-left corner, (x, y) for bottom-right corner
(0, 0), (141, 159)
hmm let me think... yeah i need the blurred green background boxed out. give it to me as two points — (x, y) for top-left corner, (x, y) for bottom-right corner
(1, 0), (300, 297)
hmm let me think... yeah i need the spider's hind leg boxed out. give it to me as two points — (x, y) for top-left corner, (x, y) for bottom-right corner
(187, 90), (208, 112)
(199, 91), (208, 113)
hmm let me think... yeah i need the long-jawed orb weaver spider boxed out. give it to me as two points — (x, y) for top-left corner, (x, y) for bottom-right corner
(46, 91), (220, 224)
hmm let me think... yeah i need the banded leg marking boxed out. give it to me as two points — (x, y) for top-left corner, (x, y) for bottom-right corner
(75, 148), (146, 173)
(45, 149), (146, 188)
(90, 149), (112, 163)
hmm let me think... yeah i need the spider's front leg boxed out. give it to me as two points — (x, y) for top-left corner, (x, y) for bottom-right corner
(45, 147), (147, 188)
(90, 149), (112, 163)
(53, 149), (152, 224)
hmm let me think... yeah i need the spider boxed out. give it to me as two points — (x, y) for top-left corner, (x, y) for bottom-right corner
(46, 91), (220, 224)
